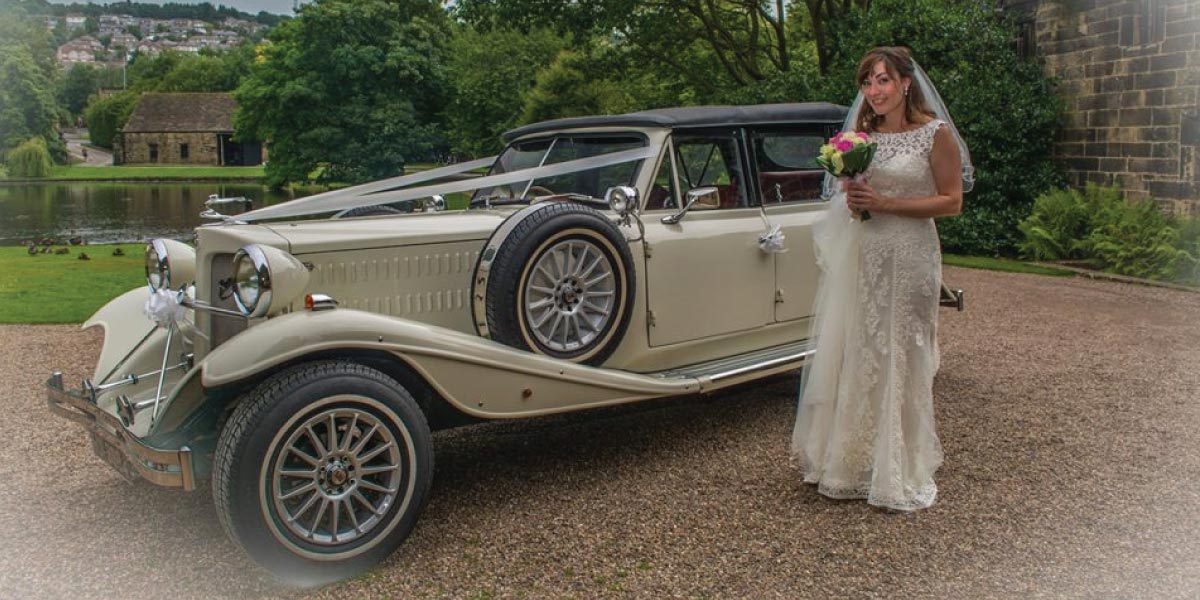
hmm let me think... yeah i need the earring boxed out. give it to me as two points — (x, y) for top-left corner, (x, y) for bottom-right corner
(904, 87), (909, 97)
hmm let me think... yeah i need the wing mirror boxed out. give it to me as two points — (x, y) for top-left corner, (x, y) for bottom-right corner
(662, 186), (719, 225)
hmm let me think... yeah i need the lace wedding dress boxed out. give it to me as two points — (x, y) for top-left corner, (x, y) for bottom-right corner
(791, 119), (946, 511)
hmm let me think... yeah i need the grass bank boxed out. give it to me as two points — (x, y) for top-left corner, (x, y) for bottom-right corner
(2, 165), (266, 182)
(943, 254), (1075, 277)
(0, 243), (145, 324)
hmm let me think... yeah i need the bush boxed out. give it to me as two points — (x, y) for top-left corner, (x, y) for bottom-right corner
(823, 0), (1065, 256)
(84, 91), (138, 148)
(6, 136), (53, 177)
(1018, 184), (1198, 284)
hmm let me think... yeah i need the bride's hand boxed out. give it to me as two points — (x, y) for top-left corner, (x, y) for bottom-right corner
(846, 180), (883, 215)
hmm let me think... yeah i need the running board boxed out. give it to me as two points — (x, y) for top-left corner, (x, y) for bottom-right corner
(650, 339), (816, 382)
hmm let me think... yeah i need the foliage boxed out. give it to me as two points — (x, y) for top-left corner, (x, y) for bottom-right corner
(12, 0), (284, 26)
(47, 164), (265, 180)
(821, 0), (1065, 256)
(1018, 185), (1198, 284)
(235, 0), (452, 187)
(519, 49), (636, 125)
(0, 36), (60, 156)
(0, 243), (146, 324)
(6, 136), (53, 177)
(84, 90), (138, 148)
(443, 25), (568, 158)
(57, 63), (101, 115)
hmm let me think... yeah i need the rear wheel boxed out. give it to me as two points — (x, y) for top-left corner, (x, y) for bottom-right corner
(213, 360), (433, 586)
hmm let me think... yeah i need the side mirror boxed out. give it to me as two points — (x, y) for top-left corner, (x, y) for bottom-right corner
(662, 186), (719, 225)
(429, 195), (447, 212)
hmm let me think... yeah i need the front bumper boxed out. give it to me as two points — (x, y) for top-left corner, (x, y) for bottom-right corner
(46, 372), (196, 491)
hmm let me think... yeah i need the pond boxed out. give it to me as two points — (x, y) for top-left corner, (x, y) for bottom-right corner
(0, 182), (308, 246)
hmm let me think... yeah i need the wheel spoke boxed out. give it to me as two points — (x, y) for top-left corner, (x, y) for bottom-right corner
(279, 467), (318, 479)
(309, 498), (330, 538)
(345, 497), (363, 533)
(350, 423), (379, 456)
(530, 305), (556, 328)
(340, 413), (359, 452)
(572, 245), (592, 276)
(585, 271), (612, 288)
(358, 464), (398, 477)
(280, 481), (317, 501)
(287, 489), (321, 523)
(578, 253), (604, 279)
(535, 265), (556, 284)
(353, 489), (381, 515)
(305, 424), (328, 458)
(327, 413), (339, 453)
(329, 499), (341, 542)
(561, 242), (574, 276)
(359, 479), (396, 494)
(528, 296), (555, 310)
(288, 446), (321, 467)
(359, 440), (394, 464)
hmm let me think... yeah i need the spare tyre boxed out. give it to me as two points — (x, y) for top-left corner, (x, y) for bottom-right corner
(473, 202), (635, 366)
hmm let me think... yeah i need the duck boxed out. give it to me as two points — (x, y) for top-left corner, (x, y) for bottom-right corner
(54, 247), (69, 255)
(77, 252), (90, 261)
(26, 243), (38, 256)
(112, 247), (126, 256)
(38, 236), (56, 246)
(68, 235), (84, 246)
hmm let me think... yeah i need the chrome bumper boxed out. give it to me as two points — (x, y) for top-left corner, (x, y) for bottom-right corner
(46, 371), (196, 491)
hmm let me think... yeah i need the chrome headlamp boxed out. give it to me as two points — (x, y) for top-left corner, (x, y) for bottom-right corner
(231, 244), (311, 318)
(145, 238), (196, 291)
(605, 185), (639, 217)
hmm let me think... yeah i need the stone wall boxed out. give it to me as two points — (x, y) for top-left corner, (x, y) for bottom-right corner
(118, 132), (221, 165)
(1028, 0), (1199, 213)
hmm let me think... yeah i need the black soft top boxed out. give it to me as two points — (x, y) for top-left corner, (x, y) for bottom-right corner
(502, 102), (848, 143)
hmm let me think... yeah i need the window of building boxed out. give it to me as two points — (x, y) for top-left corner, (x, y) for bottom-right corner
(179, 143), (189, 160)
(148, 143), (158, 162)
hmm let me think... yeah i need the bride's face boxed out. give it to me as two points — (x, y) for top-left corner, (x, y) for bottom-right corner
(862, 61), (909, 118)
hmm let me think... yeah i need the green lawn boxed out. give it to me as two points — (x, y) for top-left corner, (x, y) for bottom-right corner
(33, 165), (266, 181)
(0, 243), (146, 324)
(943, 254), (1076, 276)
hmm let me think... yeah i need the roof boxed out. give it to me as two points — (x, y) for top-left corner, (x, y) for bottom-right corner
(122, 93), (236, 133)
(502, 102), (848, 143)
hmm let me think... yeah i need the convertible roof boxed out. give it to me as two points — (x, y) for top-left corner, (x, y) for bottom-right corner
(502, 102), (848, 143)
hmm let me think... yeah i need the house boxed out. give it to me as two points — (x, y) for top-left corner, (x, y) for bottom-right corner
(56, 36), (103, 66)
(1003, 0), (1199, 213)
(114, 93), (265, 166)
(65, 14), (87, 30)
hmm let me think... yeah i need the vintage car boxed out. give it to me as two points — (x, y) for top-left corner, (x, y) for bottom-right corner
(46, 103), (962, 584)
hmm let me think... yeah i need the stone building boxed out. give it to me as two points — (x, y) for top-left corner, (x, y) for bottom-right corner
(1004, 0), (1199, 213)
(114, 93), (264, 166)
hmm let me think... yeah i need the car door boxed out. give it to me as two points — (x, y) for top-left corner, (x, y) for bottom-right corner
(641, 128), (775, 347)
(748, 125), (838, 323)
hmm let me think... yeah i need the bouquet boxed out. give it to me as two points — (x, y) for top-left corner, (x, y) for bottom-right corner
(815, 130), (877, 220)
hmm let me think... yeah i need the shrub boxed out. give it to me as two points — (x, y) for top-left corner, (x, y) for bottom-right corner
(84, 91), (138, 149)
(1018, 185), (1198, 284)
(822, 0), (1066, 256)
(6, 136), (52, 177)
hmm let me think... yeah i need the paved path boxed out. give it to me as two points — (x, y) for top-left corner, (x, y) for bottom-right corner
(63, 128), (112, 166)
(1, 266), (1197, 599)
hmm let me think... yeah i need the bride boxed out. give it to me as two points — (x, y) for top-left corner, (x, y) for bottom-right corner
(791, 46), (973, 511)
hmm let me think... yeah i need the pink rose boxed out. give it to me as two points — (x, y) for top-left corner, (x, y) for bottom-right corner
(835, 140), (854, 152)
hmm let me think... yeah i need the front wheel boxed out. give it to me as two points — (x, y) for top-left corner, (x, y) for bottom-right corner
(213, 361), (433, 586)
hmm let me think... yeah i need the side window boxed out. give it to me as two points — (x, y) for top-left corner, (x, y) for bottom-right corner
(751, 130), (826, 204)
(672, 132), (747, 209)
(646, 148), (678, 210)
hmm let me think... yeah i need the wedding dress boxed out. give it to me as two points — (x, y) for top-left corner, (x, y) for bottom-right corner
(791, 119), (947, 511)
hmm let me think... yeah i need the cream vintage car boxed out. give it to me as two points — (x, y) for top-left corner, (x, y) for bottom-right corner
(47, 103), (959, 584)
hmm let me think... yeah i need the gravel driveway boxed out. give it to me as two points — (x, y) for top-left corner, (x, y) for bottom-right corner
(1, 266), (1197, 599)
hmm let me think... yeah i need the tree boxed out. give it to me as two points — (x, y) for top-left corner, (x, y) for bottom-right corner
(235, 0), (452, 186)
(519, 49), (635, 124)
(57, 63), (100, 115)
(0, 47), (59, 156)
(443, 25), (568, 157)
(84, 90), (138, 148)
(6, 136), (53, 177)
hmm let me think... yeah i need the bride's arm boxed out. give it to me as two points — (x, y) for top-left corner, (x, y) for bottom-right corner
(846, 126), (964, 218)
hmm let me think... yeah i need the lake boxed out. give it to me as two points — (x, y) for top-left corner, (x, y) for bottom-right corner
(0, 182), (307, 246)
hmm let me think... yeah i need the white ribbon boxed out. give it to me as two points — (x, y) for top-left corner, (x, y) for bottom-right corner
(758, 224), (788, 254)
(143, 288), (188, 329)
(236, 146), (658, 223)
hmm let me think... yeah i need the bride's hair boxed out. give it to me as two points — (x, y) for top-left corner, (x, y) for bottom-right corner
(854, 46), (935, 133)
